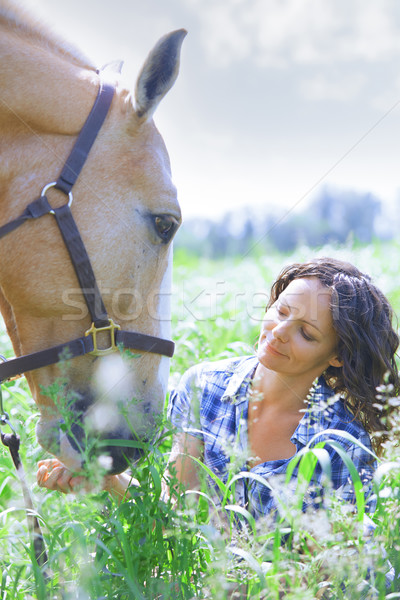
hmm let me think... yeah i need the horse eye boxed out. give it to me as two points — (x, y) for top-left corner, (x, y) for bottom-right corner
(153, 215), (178, 243)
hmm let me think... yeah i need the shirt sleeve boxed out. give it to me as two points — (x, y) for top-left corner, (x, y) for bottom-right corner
(167, 363), (206, 437)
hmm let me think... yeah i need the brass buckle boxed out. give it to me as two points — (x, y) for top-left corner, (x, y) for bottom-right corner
(85, 319), (121, 356)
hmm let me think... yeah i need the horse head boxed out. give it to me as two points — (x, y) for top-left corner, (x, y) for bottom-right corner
(0, 2), (186, 474)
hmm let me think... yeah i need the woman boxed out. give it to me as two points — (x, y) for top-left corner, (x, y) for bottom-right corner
(165, 257), (399, 518)
(37, 258), (399, 517)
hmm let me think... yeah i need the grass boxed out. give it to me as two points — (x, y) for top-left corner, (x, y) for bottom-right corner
(0, 239), (399, 599)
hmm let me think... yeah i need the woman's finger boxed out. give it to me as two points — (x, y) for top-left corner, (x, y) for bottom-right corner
(40, 465), (71, 493)
(36, 464), (50, 486)
(54, 467), (75, 493)
(40, 465), (64, 490)
(37, 458), (62, 470)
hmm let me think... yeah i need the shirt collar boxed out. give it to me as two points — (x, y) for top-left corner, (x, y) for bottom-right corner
(220, 360), (347, 446)
(220, 356), (259, 404)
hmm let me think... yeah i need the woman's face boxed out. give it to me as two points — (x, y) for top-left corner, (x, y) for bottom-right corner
(257, 277), (342, 381)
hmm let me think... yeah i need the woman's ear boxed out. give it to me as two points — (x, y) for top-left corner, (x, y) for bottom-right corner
(329, 356), (343, 368)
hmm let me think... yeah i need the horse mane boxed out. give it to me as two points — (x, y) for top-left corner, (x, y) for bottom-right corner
(0, 0), (96, 71)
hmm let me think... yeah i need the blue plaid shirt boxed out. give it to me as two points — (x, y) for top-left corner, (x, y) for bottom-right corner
(168, 356), (377, 519)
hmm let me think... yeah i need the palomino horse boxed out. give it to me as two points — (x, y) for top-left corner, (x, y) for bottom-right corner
(0, 1), (185, 475)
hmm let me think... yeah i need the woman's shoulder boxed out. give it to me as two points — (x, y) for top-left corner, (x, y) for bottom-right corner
(308, 378), (373, 448)
(176, 355), (257, 391)
(182, 355), (256, 376)
(200, 354), (257, 374)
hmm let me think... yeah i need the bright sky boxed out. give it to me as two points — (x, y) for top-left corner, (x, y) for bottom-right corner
(26, 0), (400, 220)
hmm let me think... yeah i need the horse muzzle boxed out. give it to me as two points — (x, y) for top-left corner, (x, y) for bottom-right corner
(36, 382), (164, 475)
(66, 419), (152, 475)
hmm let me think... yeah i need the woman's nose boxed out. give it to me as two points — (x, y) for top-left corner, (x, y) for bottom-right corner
(272, 320), (289, 343)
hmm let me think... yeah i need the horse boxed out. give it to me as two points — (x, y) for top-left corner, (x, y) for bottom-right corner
(0, 0), (186, 476)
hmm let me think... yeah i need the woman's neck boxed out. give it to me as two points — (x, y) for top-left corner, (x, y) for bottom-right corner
(251, 363), (317, 414)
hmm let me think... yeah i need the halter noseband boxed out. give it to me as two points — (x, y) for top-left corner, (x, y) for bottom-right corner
(0, 79), (175, 384)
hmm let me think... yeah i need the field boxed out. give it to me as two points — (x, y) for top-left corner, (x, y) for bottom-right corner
(0, 240), (400, 599)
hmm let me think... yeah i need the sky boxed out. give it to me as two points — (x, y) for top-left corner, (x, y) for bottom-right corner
(24, 0), (400, 222)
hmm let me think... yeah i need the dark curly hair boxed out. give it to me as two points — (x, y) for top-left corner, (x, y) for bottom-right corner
(267, 257), (399, 453)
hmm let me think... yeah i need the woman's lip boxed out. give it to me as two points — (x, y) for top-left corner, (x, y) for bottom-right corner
(264, 341), (287, 357)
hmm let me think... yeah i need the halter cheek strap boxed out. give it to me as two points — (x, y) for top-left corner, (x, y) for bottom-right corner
(0, 79), (175, 384)
(55, 80), (115, 195)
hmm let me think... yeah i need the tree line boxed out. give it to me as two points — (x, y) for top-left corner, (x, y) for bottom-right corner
(175, 186), (388, 257)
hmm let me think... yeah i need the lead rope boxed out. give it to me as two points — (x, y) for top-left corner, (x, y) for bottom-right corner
(0, 360), (49, 576)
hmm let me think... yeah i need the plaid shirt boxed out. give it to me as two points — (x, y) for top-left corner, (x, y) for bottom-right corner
(168, 356), (377, 519)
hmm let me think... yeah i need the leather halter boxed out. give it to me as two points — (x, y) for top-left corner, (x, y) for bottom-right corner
(0, 79), (175, 384)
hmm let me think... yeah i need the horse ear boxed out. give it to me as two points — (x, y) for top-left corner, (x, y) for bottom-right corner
(135, 29), (187, 121)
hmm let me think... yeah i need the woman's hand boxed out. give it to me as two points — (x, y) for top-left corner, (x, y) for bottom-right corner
(37, 459), (78, 492)
(37, 458), (95, 493)
(37, 458), (136, 499)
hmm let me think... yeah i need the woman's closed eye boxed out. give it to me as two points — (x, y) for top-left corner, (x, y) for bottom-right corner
(300, 328), (315, 342)
(275, 303), (316, 341)
(276, 304), (289, 317)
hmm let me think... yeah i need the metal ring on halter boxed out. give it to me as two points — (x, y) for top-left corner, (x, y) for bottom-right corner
(41, 182), (73, 214)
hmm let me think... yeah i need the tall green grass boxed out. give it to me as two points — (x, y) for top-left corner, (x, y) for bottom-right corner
(0, 240), (399, 599)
